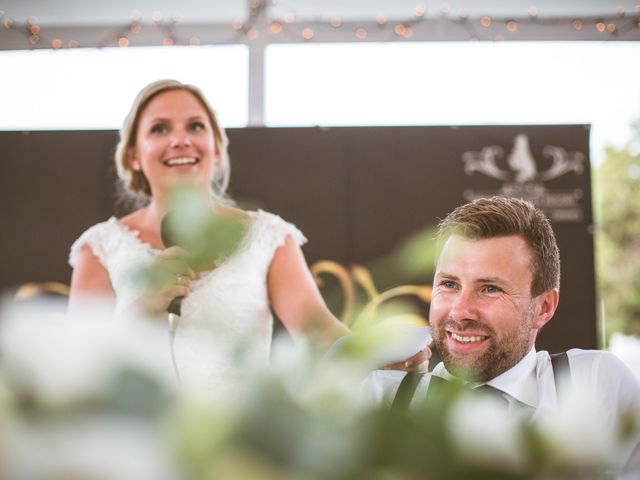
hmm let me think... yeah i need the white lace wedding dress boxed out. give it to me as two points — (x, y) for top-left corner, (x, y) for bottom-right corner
(69, 210), (306, 392)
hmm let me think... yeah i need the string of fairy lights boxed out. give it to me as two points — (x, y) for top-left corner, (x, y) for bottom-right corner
(1, 1), (640, 50)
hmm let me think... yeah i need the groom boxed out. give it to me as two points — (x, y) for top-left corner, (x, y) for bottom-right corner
(363, 196), (640, 470)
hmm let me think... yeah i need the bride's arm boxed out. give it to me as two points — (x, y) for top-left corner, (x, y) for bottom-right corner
(68, 245), (193, 316)
(267, 235), (350, 347)
(267, 236), (431, 368)
(68, 245), (115, 312)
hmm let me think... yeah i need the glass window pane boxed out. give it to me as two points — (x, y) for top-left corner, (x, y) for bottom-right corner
(265, 41), (640, 162)
(0, 45), (248, 130)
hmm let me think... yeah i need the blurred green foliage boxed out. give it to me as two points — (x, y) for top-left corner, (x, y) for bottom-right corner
(162, 186), (247, 271)
(316, 226), (439, 329)
(594, 119), (640, 339)
(138, 186), (247, 290)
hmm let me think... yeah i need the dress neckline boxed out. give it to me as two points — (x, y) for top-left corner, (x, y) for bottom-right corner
(108, 211), (258, 278)
(108, 216), (162, 253)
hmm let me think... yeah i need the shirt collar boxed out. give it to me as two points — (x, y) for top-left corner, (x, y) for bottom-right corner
(486, 347), (538, 408)
(432, 347), (539, 408)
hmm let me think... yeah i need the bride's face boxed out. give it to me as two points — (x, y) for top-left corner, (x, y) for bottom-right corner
(128, 89), (219, 197)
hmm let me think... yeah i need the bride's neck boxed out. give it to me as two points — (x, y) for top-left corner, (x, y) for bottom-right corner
(146, 191), (222, 223)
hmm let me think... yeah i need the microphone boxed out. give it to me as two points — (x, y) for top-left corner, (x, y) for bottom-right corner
(161, 211), (182, 383)
(160, 212), (183, 329)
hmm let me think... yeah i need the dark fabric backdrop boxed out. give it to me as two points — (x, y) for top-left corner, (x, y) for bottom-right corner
(0, 125), (595, 352)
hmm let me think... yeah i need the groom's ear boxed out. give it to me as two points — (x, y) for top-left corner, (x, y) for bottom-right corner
(532, 289), (559, 330)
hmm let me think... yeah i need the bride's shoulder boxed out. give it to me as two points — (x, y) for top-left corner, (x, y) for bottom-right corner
(215, 204), (251, 220)
(117, 208), (147, 229)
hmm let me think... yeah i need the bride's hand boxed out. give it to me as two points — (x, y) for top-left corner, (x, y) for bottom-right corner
(384, 346), (432, 373)
(136, 246), (195, 315)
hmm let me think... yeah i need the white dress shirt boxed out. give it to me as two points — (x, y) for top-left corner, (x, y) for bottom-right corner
(362, 348), (640, 471)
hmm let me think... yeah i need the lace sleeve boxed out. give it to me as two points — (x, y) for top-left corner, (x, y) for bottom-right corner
(68, 218), (117, 268)
(254, 210), (307, 254)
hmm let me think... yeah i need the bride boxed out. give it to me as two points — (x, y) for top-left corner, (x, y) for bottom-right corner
(68, 79), (428, 390)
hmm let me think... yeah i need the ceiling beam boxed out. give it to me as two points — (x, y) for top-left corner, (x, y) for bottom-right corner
(1, 15), (639, 51)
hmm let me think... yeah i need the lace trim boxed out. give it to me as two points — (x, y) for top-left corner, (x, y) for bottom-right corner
(112, 217), (161, 255)
(252, 209), (307, 250)
(69, 210), (306, 272)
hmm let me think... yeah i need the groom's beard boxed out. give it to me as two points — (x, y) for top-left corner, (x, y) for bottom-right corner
(432, 302), (535, 382)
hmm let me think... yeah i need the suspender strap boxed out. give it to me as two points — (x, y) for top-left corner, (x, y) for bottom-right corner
(391, 371), (425, 412)
(550, 352), (570, 400)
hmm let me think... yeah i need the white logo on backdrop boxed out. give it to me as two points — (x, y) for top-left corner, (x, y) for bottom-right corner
(462, 134), (587, 222)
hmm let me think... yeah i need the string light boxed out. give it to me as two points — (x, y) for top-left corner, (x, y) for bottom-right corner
(246, 27), (259, 39)
(355, 27), (367, 39)
(2, 6), (640, 49)
(270, 21), (282, 34)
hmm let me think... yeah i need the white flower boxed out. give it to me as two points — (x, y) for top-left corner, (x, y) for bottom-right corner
(534, 384), (621, 470)
(446, 391), (528, 471)
(325, 318), (431, 371)
(0, 299), (177, 408)
(3, 415), (179, 480)
(268, 334), (367, 415)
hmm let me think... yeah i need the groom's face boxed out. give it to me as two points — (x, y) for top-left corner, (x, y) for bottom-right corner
(429, 234), (543, 382)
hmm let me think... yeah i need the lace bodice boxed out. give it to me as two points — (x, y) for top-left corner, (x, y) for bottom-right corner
(69, 210), (306, 392)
